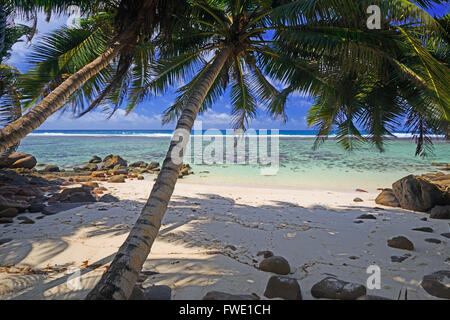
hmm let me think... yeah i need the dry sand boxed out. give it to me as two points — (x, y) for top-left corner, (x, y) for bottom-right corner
(0, 179), (449, 300)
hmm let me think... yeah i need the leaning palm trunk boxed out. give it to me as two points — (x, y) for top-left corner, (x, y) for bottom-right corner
(0, 40), (125, 152)
(4, 99), (22, 154)
(86, 47), (232, 300)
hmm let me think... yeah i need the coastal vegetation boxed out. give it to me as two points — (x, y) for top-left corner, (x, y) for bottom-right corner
(0, 0), (448, 300)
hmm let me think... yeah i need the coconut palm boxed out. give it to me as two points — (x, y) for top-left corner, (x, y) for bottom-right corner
(86, 0), (290, 300)
(0, 0), (63, 153)
(86, 0), (450, 300)
(0, 0), (189, 152)
(266, 0), (449, 156)
(0, 65), (22, 153)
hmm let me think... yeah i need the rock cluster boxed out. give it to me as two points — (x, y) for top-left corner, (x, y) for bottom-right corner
(258, 256), (291, 275)
(49, 186), (97, 203)
(376, 173), (450, 218)
(0, 168), (63, 225)
(71, 155), (194, 183)
(0, 152), (37, 169)
(0, 153), (195, 226)
(0, 166), (121, 225)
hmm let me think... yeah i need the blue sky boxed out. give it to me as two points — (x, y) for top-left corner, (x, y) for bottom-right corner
(7, 2), (449, 131)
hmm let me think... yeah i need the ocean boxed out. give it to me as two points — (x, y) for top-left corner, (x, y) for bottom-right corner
(17, 130), (449, 191)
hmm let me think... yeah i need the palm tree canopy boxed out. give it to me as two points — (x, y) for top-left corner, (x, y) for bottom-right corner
(127, 0), (296, 130)
(17, 0), (194, 117)
(264, 0), (450, 156)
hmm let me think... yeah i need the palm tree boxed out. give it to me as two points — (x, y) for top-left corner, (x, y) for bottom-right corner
(0, 0), (188, 152)
(87, 0), (449, 299)
(0, 0), (67, 153)
(86, 0), (289, 300)
(261, 0), (449, 156)
(0, 64), (22, 153)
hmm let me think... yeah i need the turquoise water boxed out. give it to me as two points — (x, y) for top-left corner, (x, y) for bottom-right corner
(18, 131), (449, 191)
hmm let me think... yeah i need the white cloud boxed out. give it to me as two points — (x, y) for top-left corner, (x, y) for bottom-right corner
(197, 110), (231, 126)
(39, 109), (167, 130)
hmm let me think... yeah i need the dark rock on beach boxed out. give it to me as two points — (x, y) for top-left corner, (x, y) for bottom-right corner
(110, 167), (128, 176)
(421, 271), (450, 299)
(356, 214), (376, 220)
(89, 156), (102, 164)
(28, 203), (46, 213)
(99, 194), (120, 203)
(130, 161), (147, 168)
(109, 175), (126, 183)
(0, 195), (29, 211)
(412, 227), (434, 233)
(50, 187), (96, 203)
(144, 286), (172, 300)
(0, 208), (19, 218)
(311, 277), (366, 300)
(11, 156), (37, 169)
(0, 217), (13, 224)
(392, 175), (450, 212)
(82, 163), (99, 172)
(425, 238), (442, 244)
(264, 276), (302, 300)
(19, 217), (35, 224)
(259, 256), (291, 275)
(0, 152), (28, 168)
(430, 205), (450, 220)
(102, 155), (127, 170)
(391, 254), (411, 263)
(0, 152), (37, 169)
(387, 236), (414, 251)
(375, 189), (400, 208)
(43, 165), (60, 172)
(147, 162), (160, 170)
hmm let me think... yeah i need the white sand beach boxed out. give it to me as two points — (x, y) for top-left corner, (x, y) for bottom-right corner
(0, 179), (448, 300)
